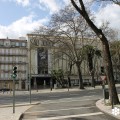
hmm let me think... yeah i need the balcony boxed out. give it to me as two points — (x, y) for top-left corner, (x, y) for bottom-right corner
(0, 70), (26, 73)
(0, 78), (27, 81)
(0, 53), (27, 56)
(0, 61), (28, 64)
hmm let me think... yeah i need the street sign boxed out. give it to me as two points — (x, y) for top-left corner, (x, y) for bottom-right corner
(100, 76), (107, 81)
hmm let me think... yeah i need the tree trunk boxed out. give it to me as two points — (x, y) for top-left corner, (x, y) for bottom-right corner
(88, 53), (95, 87)
(69, 63), (72, 87)
(91, 71), (95, 88)
(71, 0), (119, 104)
(76, 63), (84, 89)
(102, 41), (119, 104)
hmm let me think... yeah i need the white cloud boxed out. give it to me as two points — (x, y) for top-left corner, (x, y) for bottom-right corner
(0, 14), (49, 39)
(95, 4), (120, 30)
(39, 0), (60, 14)
(15, 0), (30, 7)
(62, 0), (69, 5)
(5, 0), (30, 7)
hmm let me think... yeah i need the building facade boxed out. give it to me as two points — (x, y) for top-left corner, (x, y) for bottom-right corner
(27, 34), (103, 88)
(0, 38), (28, 90)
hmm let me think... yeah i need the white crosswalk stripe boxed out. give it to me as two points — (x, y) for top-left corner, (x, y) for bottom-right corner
(37, 112), (103, 120)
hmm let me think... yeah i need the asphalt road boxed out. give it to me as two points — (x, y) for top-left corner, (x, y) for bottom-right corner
(0, 86), (120, 120)
(0, 87), (103, 105)
(0, 86), (120, 105)
(22, 95), (118, 120)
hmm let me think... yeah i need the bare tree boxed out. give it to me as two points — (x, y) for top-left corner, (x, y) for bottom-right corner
(96, 0), (120, 6)
(83, 45), (101, 88)
(47, 5), (98, 89)
(110, 40), (120, 82)
(71, 0), (119, 104)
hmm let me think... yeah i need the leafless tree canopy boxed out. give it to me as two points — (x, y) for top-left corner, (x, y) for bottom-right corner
(96, 0), (120, 6)
(70, 0), (119, 104)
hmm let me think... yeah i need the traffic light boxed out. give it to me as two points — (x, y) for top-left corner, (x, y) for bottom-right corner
(101, 66), (104, 74)
(13, 66), (17, 77)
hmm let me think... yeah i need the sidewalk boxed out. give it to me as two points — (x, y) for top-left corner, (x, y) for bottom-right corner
(0, 85), (120, 120)
(96, 96), (120, 120)
(96, 84), (120, 120)
(0, 103), (39, 120)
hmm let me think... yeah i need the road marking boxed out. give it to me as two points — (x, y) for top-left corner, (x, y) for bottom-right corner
(89, 92), (96, 94)
(69, 93), (80, 95)
(25, 106), (96, 114)
(37, 112), (103, 120)
(41, 98), (95, 104)
(83, 95), (95, 97)
(50, 95), (60, 98)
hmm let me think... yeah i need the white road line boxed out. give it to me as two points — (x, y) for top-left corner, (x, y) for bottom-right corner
(41, 98), (92, 104)
(41, 95), (99, 104)
(70, 94), (80, 95)
(83, 95), (95, 97)
(50, 96), (60, 98)
(37, 112), (103, 120)
(25, 106), (95, 114)
(89, 92), (96, 94)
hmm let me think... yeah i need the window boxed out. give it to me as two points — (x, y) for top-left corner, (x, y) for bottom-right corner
(5, 42), (9, 47)
(16, 42), (20, 46)
(6, 49), (9, 54)
(5, 73), (8, 78)
(1, 57), (4, 62)
(1, 65), (4, 69)
(16, 57), (19, 62)
(11, 42), (15, 47)
(1, 49), (4, 54)
(6, 57), (9, 62)
(0, 41), (4, 46)
(1, 73), (4, 78)
(22, 42), (26, 47)
(5, 65), (8, 70)
(15, 49), (19, 54)
(10, 49), (12, 54)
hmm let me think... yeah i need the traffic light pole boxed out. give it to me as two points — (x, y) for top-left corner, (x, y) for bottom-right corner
(13, 77), (15, 113)
(11, 66), (17, 113)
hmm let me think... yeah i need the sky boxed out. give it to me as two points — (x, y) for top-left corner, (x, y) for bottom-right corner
(0, 0), (120, 39)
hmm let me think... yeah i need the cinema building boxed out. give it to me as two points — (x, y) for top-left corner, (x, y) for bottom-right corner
(27, 34), (103, 89)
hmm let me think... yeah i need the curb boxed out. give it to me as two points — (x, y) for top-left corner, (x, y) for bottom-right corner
(96, 99), (120, 120)
(18, 102), (40, 120)
(0, 102), (40, 108)
(19, 113), (24, 120)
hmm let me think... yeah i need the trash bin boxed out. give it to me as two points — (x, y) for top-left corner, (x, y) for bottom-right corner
(104, 89), (109, 99)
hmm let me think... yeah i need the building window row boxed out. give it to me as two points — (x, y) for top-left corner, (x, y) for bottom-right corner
(0, 57), (27, 62)
(9, 42), (27, 47)
(0, 65), (27, 70)
(0, 73), (26, 79)
(0, 40), (27, 47)
(0, 49), (27, 54)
